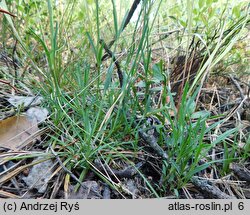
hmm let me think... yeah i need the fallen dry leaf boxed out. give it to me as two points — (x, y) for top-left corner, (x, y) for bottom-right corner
(0, 115), (39, 150)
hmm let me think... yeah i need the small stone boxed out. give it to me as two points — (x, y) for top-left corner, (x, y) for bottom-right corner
(22, 157), (54, 193)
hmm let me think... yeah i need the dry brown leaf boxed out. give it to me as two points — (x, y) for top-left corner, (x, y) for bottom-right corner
(0, 115), (39, 150)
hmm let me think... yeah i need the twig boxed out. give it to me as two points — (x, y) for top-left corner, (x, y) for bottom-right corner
(49, 146), (102, 198)
(3, 164), (21, 195)
(191, 176), (236, 199)
(233, 76), (250, 90)
(12, 39), (19, 81)
(230, 163), (250, 182)
(94, 160), (145, 179)
(139, 129), (168, 160)
(122, 109), (168, 160)
(101, 0), (142, 61)
(108, 0), (141, 49)
(0, 8), (16, 17)
(0, 79), (19, 92)
(229, 74), (245, 100)
(50, 171), (65, 199)
(99, 39), (123, 88)
(151, 28), (184, 46)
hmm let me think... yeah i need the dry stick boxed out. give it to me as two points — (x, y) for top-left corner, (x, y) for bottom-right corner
(2, 164), (21, 196)
(101, 0), (142, 61)
(94, 160), (145, 179)
(151, 29), (184, 46)
(191, 176), (236, 199)
(222, 96), (247, 123)
(99, 39), (123, 88)
(229, 74), (245, 101)
(231, 76), (250, 103)
(0, 160), (25, 178)
(139, 129), (168, 160)
(50, 171), (65, 199)
(233, 76), (250, 89)
(0, 8), (16, 17)
(230, 163), (250, 182)
(123, 109), (168, 160)
(110, 0), (142, 48)
(182, 186), (193, 199)
(49, 146), (102, 198)
(0, 79), (19, 92)
(12, 39), (19, 82)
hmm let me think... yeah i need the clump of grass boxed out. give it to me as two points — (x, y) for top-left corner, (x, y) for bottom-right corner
(158, 85), (237, 193)
(1, 0), (249, 198)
